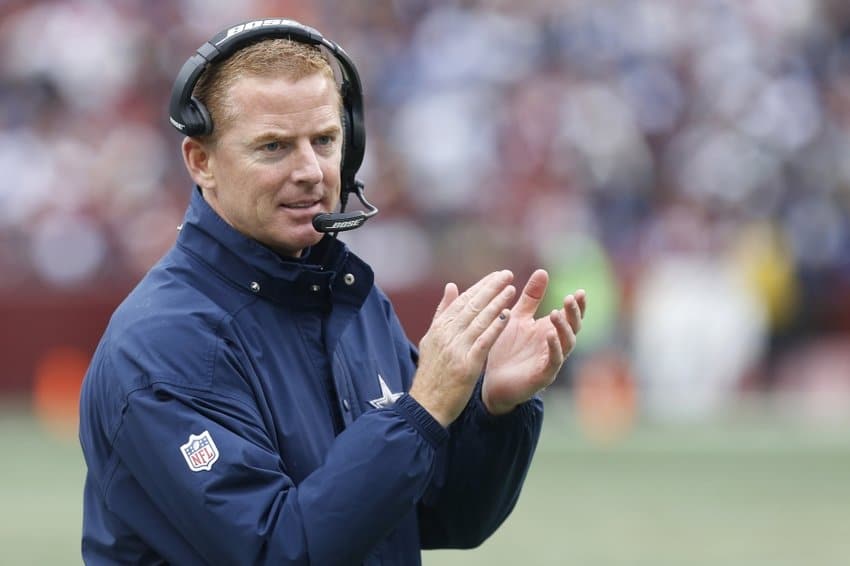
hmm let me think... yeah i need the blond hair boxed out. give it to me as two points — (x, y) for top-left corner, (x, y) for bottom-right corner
(192, 38), (339, 141)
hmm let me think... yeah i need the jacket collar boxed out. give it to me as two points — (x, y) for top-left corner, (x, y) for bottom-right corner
(176, 186), (374, 311)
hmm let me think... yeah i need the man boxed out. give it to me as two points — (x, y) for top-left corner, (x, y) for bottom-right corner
(79, 20), (586, 565)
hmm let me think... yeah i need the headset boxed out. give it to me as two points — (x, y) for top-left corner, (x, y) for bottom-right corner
(168, 18), (377, 233)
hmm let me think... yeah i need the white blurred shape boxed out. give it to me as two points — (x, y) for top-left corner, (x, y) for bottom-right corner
(562, 84), (635, 157)
(748, 0), (821, 38)
(632, 256), (767, 420)
(0, 132), (56, 227)
(412, 6), (539, 86)
(390, 87), (498, 213)
(178, 0), (267, 38)
(630, 0), (686, 56)
(693, 39), (764, 121)
(740, 75), (822, 153)
(4, 2), (141, 110)
(558, 82), (654, 188)
(671, 126), (780, 206)
(30, 213), (106, 286)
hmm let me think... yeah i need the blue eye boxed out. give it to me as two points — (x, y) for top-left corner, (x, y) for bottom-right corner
(315, 135), (332, 146)
(263, 141), (280, 152)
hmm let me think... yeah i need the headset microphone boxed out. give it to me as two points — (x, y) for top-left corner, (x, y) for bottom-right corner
(312, 181), (378, 233)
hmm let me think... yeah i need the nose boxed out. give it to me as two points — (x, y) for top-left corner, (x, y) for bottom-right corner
(291, 141), (323, 186)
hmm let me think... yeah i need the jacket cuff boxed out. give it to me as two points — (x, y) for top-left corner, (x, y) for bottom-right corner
(468, 379), (543, 427)
(393, 394), (449, 448)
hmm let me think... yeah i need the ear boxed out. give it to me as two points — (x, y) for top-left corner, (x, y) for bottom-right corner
(181, 137), (216, 190)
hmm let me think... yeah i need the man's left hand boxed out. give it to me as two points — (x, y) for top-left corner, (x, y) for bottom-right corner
(482, 269), (586, 415)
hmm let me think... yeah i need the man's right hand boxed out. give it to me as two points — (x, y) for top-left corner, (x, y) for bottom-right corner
(408, 270), (516, 427)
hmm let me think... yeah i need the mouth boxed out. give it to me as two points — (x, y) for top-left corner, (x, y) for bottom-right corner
(281, 198), (322, 210)
(277, 198), (327, 224)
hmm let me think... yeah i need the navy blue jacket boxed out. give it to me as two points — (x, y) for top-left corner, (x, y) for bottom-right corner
(79, 188), (543, 565)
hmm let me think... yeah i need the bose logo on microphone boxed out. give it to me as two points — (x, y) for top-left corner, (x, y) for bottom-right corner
(223, 19), (308, 41)
(325, 219), (362, 230)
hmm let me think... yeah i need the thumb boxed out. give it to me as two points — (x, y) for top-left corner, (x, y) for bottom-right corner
(513, 269), (549, 317)
(435, 282), (459, 318)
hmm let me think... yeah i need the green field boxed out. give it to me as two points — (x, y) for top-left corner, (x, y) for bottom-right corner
(3, 394), (849, 565)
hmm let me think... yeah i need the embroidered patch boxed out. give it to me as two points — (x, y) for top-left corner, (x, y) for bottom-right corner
(180, 430), (219, 472)
(369, 374), (403, 409)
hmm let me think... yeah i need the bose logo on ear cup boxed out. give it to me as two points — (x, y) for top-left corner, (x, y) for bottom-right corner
(222, 19), (311, 42)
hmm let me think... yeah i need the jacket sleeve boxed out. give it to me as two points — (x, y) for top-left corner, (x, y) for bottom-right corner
(378, 287), (544, 550)
(109, 379), (447, 565)
(416, 382), (544, 549)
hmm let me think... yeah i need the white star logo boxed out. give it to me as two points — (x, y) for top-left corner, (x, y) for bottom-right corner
(369, 375), (403, 409)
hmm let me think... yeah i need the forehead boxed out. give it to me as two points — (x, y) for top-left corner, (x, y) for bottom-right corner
(224, 72), (341, 135)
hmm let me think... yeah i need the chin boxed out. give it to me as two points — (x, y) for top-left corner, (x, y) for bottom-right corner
(278, 231), (324, 258)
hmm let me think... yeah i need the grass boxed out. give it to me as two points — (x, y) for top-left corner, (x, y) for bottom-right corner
(0, 406), (86, 565)
(2, 394), (849, 565)
(427, 398), (850, 566)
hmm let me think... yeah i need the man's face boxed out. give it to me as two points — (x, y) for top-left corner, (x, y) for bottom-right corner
(199, 72), (342, 257)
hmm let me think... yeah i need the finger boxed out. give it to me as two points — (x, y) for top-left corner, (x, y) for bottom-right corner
(544, 327), (565, 378)
(465, 284), (516, 340)
(564, 294), (582, 334)
(448, 270), (513, 326)
(444, 271), (510, 316)
(512, 269), (549, 318)
(549, 309), (577, 356)
(469, 308), (511, 367)
(435, 282), (459, 318)
(574, 289), (587, 319)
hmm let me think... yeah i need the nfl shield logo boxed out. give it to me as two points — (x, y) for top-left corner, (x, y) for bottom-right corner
(180, 430), (219, 472)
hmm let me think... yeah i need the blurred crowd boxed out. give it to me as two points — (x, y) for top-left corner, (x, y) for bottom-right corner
(3, 0), (850, 421)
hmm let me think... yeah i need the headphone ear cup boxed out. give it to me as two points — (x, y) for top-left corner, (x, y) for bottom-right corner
(184, 96), (214, 137)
